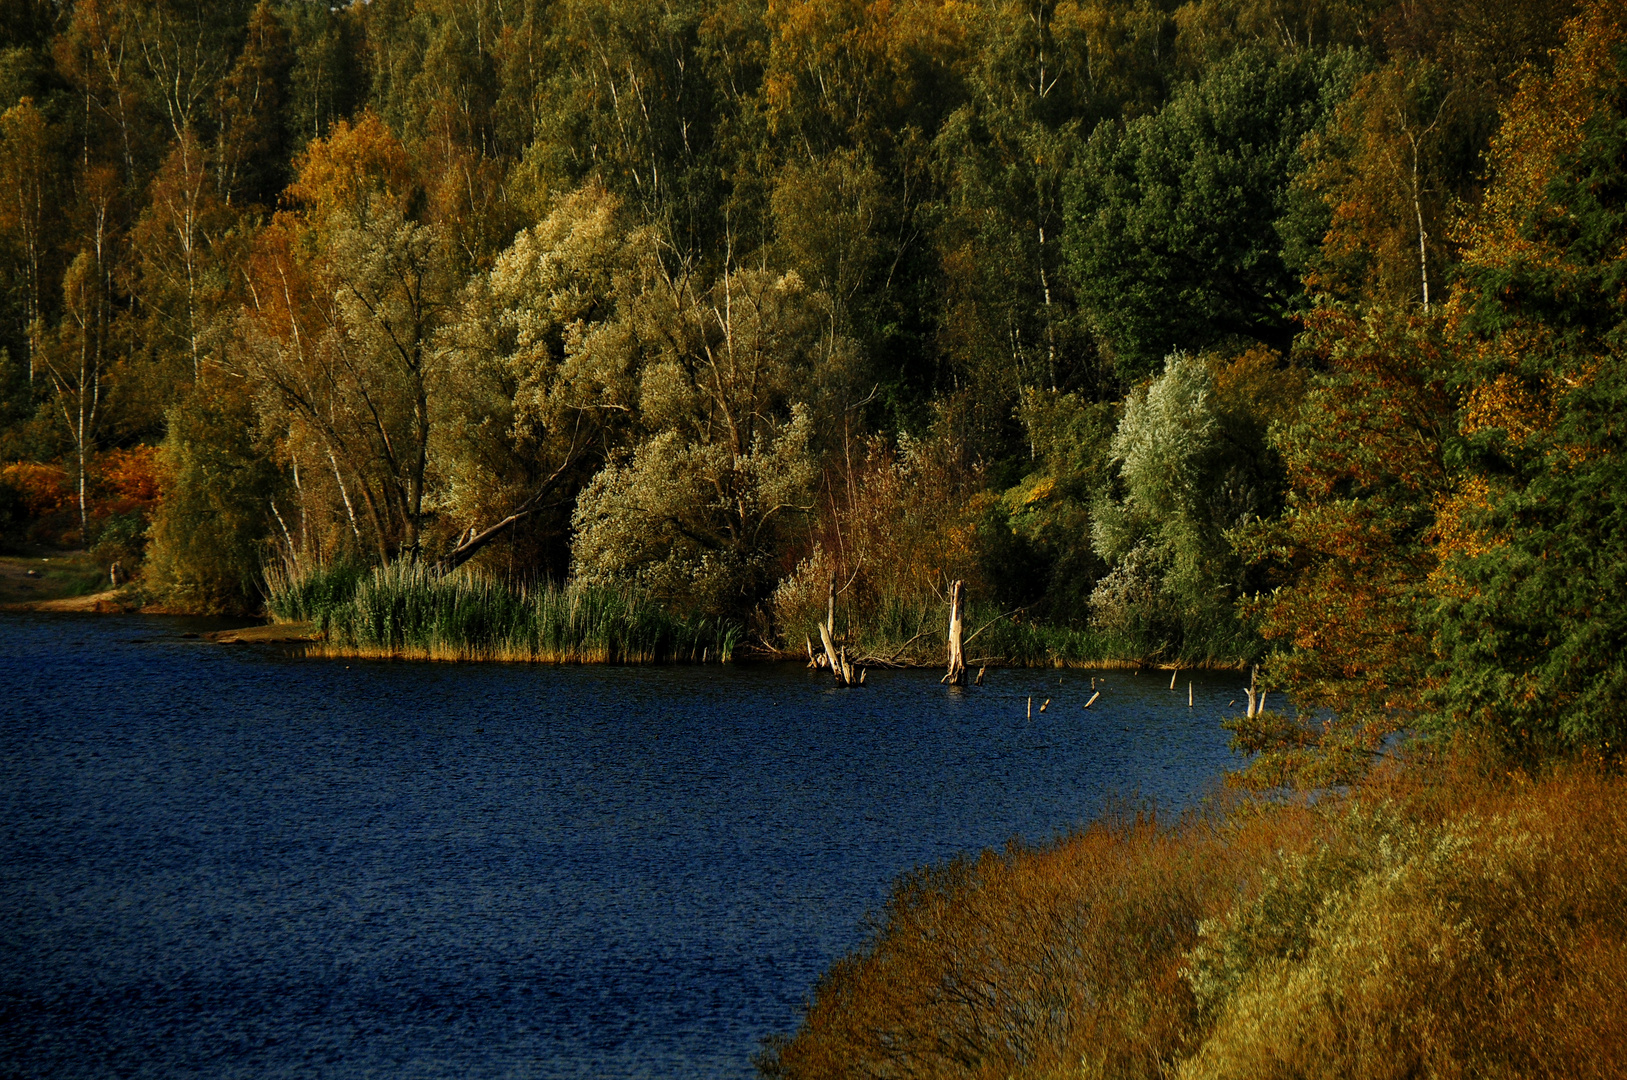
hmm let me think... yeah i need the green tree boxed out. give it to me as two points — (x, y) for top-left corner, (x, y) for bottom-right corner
(1090, 349), (1295, 657)
(432, 180), (642, 574)
(570, 265), (840, 615)
(1430, 0), (1627, 754)
(1064, 46), (1359, 379)
(145, 371), (283, 612)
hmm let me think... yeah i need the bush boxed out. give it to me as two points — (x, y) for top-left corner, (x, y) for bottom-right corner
(144, 379), (284, 614)
(761, 754), (1627, 1080)
(89, 510), (148, 576)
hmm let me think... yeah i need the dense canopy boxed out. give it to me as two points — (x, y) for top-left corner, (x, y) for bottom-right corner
(2, 0), (1625, 774)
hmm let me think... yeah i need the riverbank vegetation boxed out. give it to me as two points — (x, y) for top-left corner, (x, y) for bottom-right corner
(266, 560), (738, 662)
(760, 747), (1627, 1079)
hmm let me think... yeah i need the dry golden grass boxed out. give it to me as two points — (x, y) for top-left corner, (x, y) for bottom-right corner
(760, 752), (1627, 1079)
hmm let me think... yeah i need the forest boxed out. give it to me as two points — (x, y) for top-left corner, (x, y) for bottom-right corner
(1, 0), (1626, 768)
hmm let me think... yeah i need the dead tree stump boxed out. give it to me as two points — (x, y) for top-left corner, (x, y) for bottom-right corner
(943, 579), (967, 686)
(817, 574), (862, 686)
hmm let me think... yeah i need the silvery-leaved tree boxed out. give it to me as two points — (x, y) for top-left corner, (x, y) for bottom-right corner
(570, 266), (841, 616)
(1090, 351), (1290, 656)
(430, 181), (647, 573)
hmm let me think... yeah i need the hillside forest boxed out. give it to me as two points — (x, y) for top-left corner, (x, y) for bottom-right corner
(2, 0), (1626, 778)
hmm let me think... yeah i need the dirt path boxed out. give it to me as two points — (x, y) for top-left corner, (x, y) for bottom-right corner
(0, 554), (125, 610)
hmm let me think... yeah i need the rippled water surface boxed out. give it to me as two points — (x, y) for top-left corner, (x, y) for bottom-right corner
(0, 614), (1244, 1078)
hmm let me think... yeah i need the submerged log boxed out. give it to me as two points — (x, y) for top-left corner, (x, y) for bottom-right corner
(1084, 690), (1101, 709)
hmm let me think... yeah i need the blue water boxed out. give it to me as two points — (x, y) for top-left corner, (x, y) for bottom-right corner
(0, 614), (1242, 1078)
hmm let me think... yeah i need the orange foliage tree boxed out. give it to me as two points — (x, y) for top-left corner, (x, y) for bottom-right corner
(1231, 306), (1456, 787)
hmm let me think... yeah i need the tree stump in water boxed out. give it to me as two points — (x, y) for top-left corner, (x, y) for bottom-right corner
(943, 580), (966, 686)
(816, 576), (862, 686)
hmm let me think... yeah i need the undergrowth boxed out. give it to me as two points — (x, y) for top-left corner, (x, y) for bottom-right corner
(759, 750), (1627, 1079)
(799, 595), (1248, 669)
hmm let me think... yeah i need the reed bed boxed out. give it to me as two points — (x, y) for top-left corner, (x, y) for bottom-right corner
(266, 561), (740, 663)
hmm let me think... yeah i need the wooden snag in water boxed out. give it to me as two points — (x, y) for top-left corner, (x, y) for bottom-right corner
(975, 666), (985, 686)
(1040, 698), (1050, 713)
(1084, 691), (1101, 709)
(1027, 696), (1032, 719)
(817, 576), (859, 687)
(1245, 664), (1260, 718)
(1170, 668), (1179, 690)
(1188, 682), (1193, 708)
(944, 579), (967, 686)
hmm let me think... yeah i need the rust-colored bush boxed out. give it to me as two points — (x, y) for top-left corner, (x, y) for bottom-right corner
(1, 461), (70, 518)
(762, 755), (1627, 1080)
(96, 446), (162, 515)
(759, 802), (1322, 1080)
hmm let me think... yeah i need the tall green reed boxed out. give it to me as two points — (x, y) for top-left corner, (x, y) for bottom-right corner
(266, 560), (740, 663)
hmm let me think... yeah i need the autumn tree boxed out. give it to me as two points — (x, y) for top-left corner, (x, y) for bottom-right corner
(1229, 307), (1456, 788)
(238, 112), (454, 561)
(1428, 0), (1627, 754)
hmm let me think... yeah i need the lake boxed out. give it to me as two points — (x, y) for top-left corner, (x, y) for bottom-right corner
(0, 613), (1242, 1078)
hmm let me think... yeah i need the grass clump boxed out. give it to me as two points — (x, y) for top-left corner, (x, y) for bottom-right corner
(266, 561), (740, 663)
(759, 753), (1627, 1080)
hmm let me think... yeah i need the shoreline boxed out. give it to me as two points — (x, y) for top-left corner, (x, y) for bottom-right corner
(0, 601), (1255, 671)
(264, 628), (1252, 671)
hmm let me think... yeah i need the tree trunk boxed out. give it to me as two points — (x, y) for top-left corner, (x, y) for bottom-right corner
(817, 615), (844, 685)
(944, 579), (966, 686)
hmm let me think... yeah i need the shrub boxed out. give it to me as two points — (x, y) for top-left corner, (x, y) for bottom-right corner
(762, 755), (1627, 1080)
